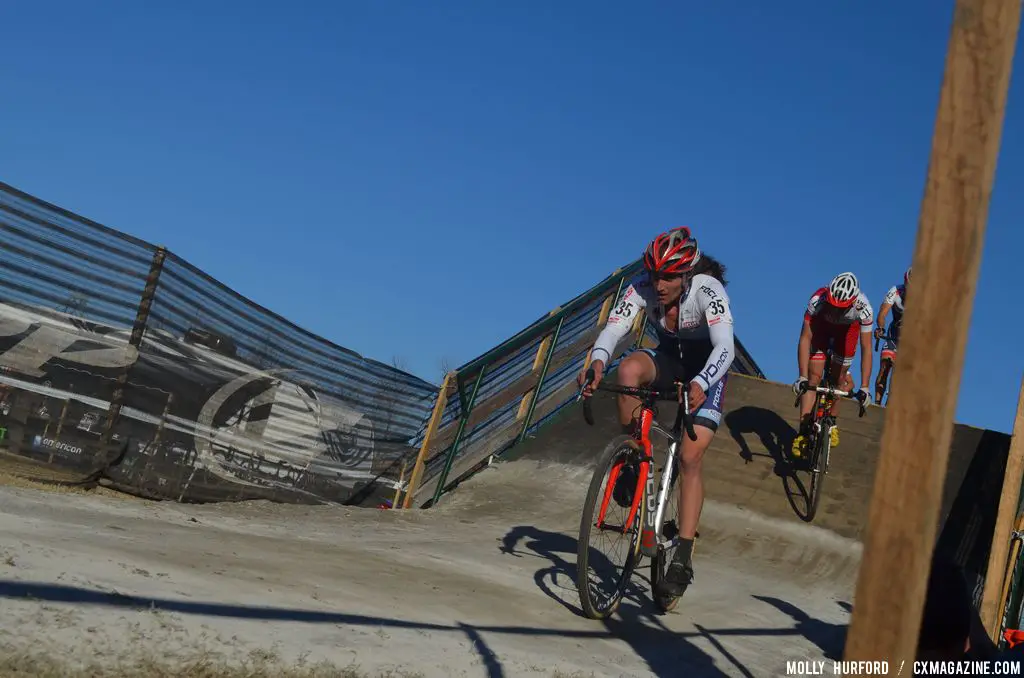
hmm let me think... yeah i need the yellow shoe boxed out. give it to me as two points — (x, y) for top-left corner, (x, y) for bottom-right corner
(830, 426), (840, 447)
(791, 434), (807, 458)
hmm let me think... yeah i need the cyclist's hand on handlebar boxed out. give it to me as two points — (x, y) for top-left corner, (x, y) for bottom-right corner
(578, 360), (604, 396)
(687, 381), (706, 412)
(793, 376), (808, 396)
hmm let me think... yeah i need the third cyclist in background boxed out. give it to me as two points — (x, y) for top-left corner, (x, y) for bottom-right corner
(873, 267), (910, 405)
(791, 273), (872, 459)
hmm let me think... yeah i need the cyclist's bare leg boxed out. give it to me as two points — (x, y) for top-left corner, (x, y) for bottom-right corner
(876, 353), (895, 403)
(614, 351), (657, 434)
(660, 422), (715, 596)
(829, 358), (849, 417)
(677, 423), (715, 539)
(799, 355), (826, 420)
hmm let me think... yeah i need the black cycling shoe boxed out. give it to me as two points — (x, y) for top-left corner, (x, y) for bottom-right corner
(656, 540), (694, 598)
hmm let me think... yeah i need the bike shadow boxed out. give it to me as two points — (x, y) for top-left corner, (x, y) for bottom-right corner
(751, 595), (849, 661)
(724, 406), (819, 522)
(499, 524), (743, 677)
(498, 524), (650, 618)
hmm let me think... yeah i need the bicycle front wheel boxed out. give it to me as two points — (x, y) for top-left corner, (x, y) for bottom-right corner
(576, 433), (645, 620)
(806, 428), (830, 521)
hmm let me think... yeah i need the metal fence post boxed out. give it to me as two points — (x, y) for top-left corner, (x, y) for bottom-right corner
(516, 316), (564, 444)
(515, 307), (559, 423)
(98, 246), (167, 450)
(431, 366), (486, 505)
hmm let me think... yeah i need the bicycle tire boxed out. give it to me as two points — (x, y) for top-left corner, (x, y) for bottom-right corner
(806, 425), (830, 521)
(576, 433), (645, 620)
(650, 462), (682, 613)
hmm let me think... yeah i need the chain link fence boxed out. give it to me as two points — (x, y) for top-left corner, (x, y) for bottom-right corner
(0, 182), (437, 505)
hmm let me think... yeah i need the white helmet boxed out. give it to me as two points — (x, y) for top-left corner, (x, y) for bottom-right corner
(826, 272), (859, 308)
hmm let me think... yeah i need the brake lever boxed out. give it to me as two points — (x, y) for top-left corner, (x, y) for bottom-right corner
(581, 367), (597, 426)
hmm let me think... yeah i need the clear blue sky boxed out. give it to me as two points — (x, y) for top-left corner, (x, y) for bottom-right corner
(1, 1), (1021, 434)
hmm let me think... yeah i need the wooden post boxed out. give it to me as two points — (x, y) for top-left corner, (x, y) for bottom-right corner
(843, 0), (1020, 667)
(516, 308), (561, 421)
(392, 459), (408, 508)
(981, 375), (1024, 639)
(585, 288), (622, 376)
(995, 513), (1024, 638)
(401, 371), (453, 508)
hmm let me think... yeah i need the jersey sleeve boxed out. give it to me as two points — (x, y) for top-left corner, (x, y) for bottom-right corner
(692, 278), (735, 392)
(804, 290), (825, 322)
(590, 284), (647, 366)
(856, 293), (874, 332)
(882, 285), (899, 307)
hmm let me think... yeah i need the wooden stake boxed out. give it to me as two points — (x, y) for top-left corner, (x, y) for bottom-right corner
(843, 0), (1020, 666)
(401, 371), (453, 508)
(981, 375), (1024, 639)
(517, 308), (560, 420)
(392, 459), (408, 508)
(995, 514), (1024, 641)
(581, 292), (618, 372)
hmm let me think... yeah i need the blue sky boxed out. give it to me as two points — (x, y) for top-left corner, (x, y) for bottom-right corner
(1, 0), (1021, 434)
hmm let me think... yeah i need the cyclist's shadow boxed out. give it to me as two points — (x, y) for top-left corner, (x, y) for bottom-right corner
(499, 524), (667, 617)
(724, 406), (816, 521)
(499, 525), (730, 676)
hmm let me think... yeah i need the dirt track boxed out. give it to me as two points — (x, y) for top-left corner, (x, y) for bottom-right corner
(0, 444), (860, 677)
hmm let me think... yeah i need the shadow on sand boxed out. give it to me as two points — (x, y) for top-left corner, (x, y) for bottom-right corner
(725, 405), (823, 522)
(500, 524), (853, 676)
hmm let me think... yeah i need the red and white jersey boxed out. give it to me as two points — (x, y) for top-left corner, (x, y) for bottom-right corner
(805, 287), (873, 332)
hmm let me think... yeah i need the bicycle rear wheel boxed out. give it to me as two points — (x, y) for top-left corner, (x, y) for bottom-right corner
(577, 433), (645, 620)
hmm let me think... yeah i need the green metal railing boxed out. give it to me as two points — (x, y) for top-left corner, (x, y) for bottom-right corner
(401, 256), (767, 508)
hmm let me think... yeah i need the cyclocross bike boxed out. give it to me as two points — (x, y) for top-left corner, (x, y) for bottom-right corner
(793, 345), (868, 521)
(574, 366), (698, 620)
(873, 328), (899, 405)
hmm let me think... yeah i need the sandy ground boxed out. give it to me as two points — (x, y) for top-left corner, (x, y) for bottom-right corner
(0, 457), (861, 677)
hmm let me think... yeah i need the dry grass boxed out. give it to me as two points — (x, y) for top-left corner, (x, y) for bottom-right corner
(0, 470), (136, 500)
(0, 643), (425, 677)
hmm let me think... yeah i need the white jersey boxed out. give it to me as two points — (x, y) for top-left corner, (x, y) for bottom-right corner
(882, 284), (907, 326)
(805, 286), (874, 332)
(590, 273), (736, 393)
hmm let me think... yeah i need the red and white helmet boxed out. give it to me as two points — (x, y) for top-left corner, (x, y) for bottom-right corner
(642, 226), (701, 275)
(826, 272), (860, 308)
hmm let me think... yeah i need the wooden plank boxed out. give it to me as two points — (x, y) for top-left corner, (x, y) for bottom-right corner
(400, 371), (453, 508)
(981, 375), (1024, 638)
(413, 375), (583, 504)
(429, 329), (603, 453)
(843, 0), (1020, 665)
(517, 328), (555, 420)
(581, 292), (617, 372)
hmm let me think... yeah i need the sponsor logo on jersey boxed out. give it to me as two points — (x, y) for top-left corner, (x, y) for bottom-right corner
(701, 347), (731, 384)
(700, 284), (719, 299)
